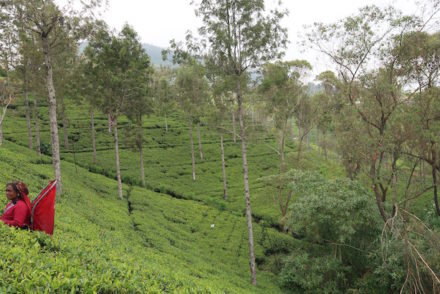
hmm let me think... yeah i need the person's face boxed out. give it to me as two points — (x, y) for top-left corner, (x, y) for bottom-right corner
(5, 185), (18, 201)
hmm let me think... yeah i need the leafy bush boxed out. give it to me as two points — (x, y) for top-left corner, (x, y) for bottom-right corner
(282, 171), (381, 292)
(279, 252), (348, 293)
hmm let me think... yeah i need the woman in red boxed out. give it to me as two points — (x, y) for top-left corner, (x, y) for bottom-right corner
(1, 181), (31, 228)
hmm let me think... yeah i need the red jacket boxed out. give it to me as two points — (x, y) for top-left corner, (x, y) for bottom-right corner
(1, 199), (31, 228)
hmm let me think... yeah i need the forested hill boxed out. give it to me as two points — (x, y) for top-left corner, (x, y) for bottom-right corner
(142, 43), (173, 66)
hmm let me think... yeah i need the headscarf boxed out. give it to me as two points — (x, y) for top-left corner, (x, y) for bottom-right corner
(7, 181), (32, 212)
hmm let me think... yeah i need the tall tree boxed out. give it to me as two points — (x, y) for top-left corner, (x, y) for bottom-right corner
(206, 58), (235, 200)
(21, 33), (45, 156)
(123, 47), (153, 188)
(153, 67), (175, 132)
(314, 71), (341, 161)
(259, 60), (310, 222)
(306, 5), (416, 222)
(306, 6), (440, 291)
(85, 24), (149, 199)
(195, 0), (288, 284)
(396, 31), (440, 215)
(11, 0), (104, 195)
(175, 60), (208, 182)
(77, 54), (101, 165)
(53, 37), (78, 152)
(0, 4), (19, 146)
(294, 90), (316, 165)
(17, 31), (34, 150)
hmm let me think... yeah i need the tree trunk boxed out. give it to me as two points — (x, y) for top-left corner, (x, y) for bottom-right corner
(250, 95), (256, 129)
(198, 122), (203, 160)
(108, 114), (112, 133)
(42, 36), (62, 195)
(370, 154), (388, 223)
(91, 109), (97, 164)
(220, 126), (227, 200)
(189, 119), (196, 182)
(306, 132), (310, 151)
(34, 95), (41, 156)
(432, 149), (440, 216)
(279, 120), (287, 221)
(24, 80), (33, 150)
(237, 79), (257, 285)
(392, 172), (398, 217)
(0, 96), (12, 146)
(62, 108), (69, 150)
(112, 117), (123, 200)
(323, 132), (328, 161)
(139, 119), (146, 188)
(232, 111), (237, 144)
(297, 137), (304, 165)
(165, 113), (168, 132)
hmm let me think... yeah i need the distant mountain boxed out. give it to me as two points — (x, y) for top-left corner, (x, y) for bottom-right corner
(142, 43), (173, 67)
(79, 42), (173, 67)
(307, 82), (324, 95)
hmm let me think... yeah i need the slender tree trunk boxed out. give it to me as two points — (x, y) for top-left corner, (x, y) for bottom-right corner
(250, 95), (256, 129)
(198, 122), (203, 160)
(432, 148), (440, 216)
(422, 160), (426, 186)
(237, 79), (256, 285)
(323, 132), (328, 161)
(62, 108), (69, 150)
(91, 109), (97, 164)
(42, 36), (62, 195)
(306, 132), (310, 151)
(24, 79), (33, 150)
(297, 137), (304, 165)
(278, 121), (287, 222)
(371, 153), (388, 223)
(0, 96), (12, 146)
(33, 95), (41, 156)
(139, 119), (146, 188)
(232, 111), (237, 144)
(108, 114), (112, 133)
(165, 113), (168, 132)
(113, 117), (123, 200)
(189, 119), (196, 182)
(220, 126), (227, 200)
(0, 69), (12, 146)
(392, 167), (398, 217)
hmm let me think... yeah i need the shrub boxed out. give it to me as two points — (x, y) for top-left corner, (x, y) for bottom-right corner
(282, 171), (381, 292)
(280, 252), (348, 293)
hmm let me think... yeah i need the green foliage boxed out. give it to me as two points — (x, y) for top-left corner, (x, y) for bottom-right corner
(279, 253), (348, 293)
(196, 0), (288, 75)
(282, 171), (382, 292)
(287, 171), (380, 246)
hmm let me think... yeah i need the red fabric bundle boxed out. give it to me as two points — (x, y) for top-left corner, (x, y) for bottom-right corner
(31, 180), (57, 235)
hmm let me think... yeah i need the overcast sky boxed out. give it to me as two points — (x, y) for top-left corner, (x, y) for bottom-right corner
(98, 0), (417, 77)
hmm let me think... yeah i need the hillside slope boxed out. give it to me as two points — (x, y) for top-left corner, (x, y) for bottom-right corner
(0, 139), (294, 292)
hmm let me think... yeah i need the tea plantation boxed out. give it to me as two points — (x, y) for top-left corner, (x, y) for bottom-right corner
(0, 97), (312, 292)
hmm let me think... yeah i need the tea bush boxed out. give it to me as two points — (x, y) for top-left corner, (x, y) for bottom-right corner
(0, 140), (288, 292)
